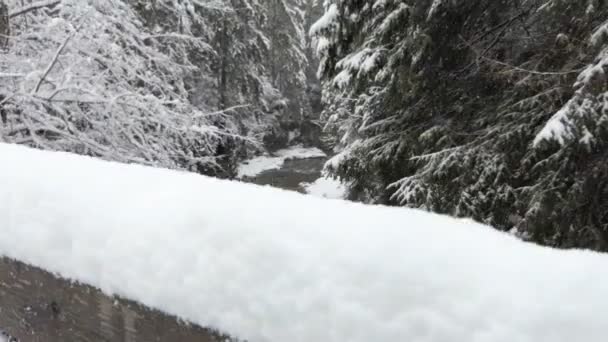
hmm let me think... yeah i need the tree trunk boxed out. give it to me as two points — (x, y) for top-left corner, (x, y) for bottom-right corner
(0, 0), (9, 49)
(217, 17), (228, 110)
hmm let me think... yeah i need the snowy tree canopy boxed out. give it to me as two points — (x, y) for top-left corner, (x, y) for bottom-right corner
(0, 0), (324, 175)
(0, 0), (245, 173)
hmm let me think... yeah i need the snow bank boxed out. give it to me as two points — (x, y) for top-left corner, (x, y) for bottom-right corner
(237, 145), (326, 178)
(1, 143), (608, 342)
(301, 177), (347, 199)
(0, 329), (15, 342)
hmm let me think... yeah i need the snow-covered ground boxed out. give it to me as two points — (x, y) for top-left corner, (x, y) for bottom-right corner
(0, 329), (16, 342)
(237, 145), (326, 178)
(301, 176), (347, 199)
(1, 143), (608, 342)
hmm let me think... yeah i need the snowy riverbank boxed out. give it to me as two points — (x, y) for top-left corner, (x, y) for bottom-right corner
(0, 328), (17, 342)
(301, 176), (347, 199)
(237, 145), (347, 199)
(1, 143), (607, 342)
(237, 145), (327, 178)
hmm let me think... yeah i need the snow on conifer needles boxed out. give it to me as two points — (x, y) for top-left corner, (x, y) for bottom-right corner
(534, 19), (608, 148)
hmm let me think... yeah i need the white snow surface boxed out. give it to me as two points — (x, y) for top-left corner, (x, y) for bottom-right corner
(237, 145), (326, 178)
(301, 177), (347, 200)
(1, 143), (608, 342)
(0, 328), (13, 342)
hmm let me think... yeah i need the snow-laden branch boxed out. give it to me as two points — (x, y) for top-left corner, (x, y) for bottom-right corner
(533, 21), (608, 147)
(8, 0), (61, 18)
(0, 73), (24, 78)
(33, 29), (75, 93)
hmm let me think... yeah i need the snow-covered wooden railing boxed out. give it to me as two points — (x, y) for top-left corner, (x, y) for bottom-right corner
(0, 143), (607, 342)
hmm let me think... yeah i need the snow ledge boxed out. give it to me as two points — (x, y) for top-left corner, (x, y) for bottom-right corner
(1, 144), (607, 342)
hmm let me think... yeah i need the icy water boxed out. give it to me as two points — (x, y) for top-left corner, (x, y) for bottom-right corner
(0, 156), (327, 342)
(243, 156), (326, 192)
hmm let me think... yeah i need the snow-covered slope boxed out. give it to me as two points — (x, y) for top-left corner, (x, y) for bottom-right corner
(0, 143), (607, 342)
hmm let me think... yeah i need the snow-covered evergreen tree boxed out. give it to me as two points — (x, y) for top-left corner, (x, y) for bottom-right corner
(191, 0), (321, 151)
(313, 0), (608, 250)
(258, 0), (321, 147)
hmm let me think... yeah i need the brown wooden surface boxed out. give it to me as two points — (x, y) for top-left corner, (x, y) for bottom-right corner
(0, 257), (230, 342)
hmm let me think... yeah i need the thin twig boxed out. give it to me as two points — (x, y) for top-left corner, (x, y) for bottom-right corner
(33, 29), (76, 93)
(459, 35), (584, 76)
(194, 104), (251, 118)
(9, 0), (61, 18)
(469, 10), (530, 46)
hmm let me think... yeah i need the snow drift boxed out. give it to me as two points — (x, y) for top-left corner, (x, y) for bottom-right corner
(0, 143), (607, 342)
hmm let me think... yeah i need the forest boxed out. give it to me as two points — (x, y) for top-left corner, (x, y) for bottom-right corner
(1, 0), (608, 252)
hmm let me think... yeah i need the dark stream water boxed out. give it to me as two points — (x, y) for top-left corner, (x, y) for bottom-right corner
(0, 156), (327, 342)
(242, 157), (326, 192)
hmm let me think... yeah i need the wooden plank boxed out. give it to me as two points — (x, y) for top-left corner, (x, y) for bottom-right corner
(0, 257), (230, 342)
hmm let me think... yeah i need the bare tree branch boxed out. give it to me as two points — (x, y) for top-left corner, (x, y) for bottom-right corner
(33, 29), (75, 93)
(459, 35), (584, 76)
